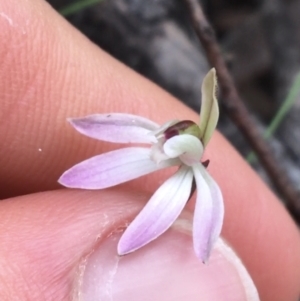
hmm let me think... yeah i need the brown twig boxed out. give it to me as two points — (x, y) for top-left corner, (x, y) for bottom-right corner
(183, 0), (300, 222)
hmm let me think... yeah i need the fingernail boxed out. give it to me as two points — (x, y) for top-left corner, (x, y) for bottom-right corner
(78, 212), (260, 301)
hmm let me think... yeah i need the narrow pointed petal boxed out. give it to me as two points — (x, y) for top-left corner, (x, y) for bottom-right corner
(201, 168), (224, 250)
(192, 163), (215, 262)
(69, 113), (159, 144)
(163, 134), (204, 166)
(118, 165), (193, 255)
(199, 68), (219, 147)
(59, 147), (175, 189)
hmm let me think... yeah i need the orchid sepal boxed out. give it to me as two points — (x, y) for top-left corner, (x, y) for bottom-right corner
(199, 68), (219, 147)
(118, 165), (193, 255)
(68, 113), (159, 144)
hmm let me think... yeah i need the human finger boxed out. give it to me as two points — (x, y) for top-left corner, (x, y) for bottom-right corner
(0, 189), (258, 301)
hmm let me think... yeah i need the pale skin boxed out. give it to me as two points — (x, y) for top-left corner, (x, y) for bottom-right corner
(0, 0), (300, 300)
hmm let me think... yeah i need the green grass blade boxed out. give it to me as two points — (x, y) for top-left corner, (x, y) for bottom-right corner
(247, 71), (300, 163)
(59, 0), (103, 16)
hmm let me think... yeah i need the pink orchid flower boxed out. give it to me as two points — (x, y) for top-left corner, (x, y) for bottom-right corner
(59, 68), (224, 263)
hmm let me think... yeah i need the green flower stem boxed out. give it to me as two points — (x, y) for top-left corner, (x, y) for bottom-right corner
(59, 0), (103, 16)
(247, 71), (300, 163)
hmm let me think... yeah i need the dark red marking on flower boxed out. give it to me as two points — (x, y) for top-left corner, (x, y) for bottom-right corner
(202, 160), (210, 168)
(164, 120), (196, 139)
(187, 177), (196, 202)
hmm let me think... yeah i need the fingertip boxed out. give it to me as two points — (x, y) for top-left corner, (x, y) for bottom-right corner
(82, 216), (259, 301)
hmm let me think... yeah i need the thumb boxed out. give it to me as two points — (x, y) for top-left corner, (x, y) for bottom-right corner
(0, 189), (258, 301)
(84, 216), (259, 301)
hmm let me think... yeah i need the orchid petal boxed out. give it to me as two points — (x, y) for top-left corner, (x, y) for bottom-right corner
(199, 68), (219, 147)
(59, 147), (176, 189)
(163, 134), (204, 166)
(118, 165), (193, 255)
(69, 113), (159, 144)
(192, 163), (215, 262)
(201, 168), (224, 251)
